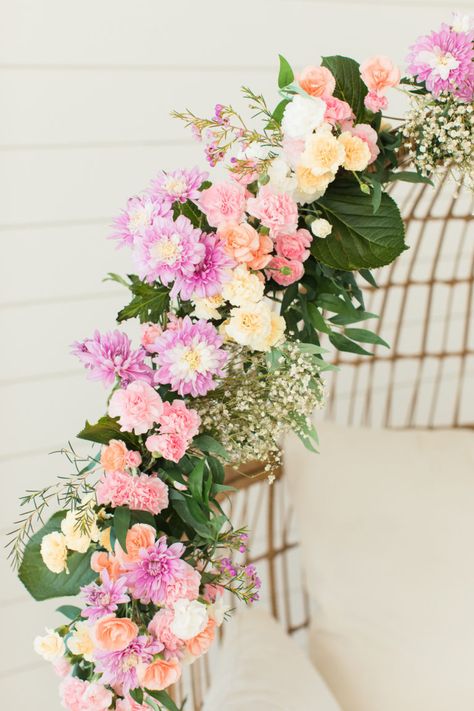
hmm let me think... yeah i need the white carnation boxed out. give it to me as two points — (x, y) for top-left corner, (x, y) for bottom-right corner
(311, 218), (332, 238)
(34, 629), (65, 662)
(267, 157), (297, 195)
(281, 95), (326, 140)
(40, 531), (68, 574)
(61, 509), (99, 554)
(171, 599), (208, 641)
(192, 294), (225, 320)
(225, 301), (274, 352)
(222, 264), (264, 307)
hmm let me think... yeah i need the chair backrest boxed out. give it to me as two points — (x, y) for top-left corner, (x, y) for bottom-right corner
(177, 175), (474, 710)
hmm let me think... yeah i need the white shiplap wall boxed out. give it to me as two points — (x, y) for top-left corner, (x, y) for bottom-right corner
(0, 0), (462, 706)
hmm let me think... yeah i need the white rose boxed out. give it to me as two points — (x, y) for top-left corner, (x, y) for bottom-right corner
(170, 599), (208, 641)
(61, 509), (99, 554)
(267, 157), (297, 195)
(34, 629), (65, 661)
(222, 264), (264, 307)
(225, 301), (273, 352)
(40, 531), (68, 574)
(67, 621), (95, 662)
(208, 596), (230, 627)
(311, 218), (332, 238)
(281, 95), (326, 140)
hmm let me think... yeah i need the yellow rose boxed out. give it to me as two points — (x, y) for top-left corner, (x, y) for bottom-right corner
(34, 629), (65, 661)
(67, 621), (95, 662)
(338, 132), (371, 172)
(40, 531), (68, 574)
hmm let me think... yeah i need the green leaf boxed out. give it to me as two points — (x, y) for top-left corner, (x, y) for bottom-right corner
(19, 512), (96, 601)
(321, 55), (367, 122)
(312, 181), (407, 270)
(271, 98), (290, 125)
(117, 278), (170, 324)
(146, 690), (181, 711)
(359, 269), (378, 288)
(266, 347), (283, 370)
(77, 416), (140, 450)
(188, 459), (205, 503)
(307, 302), (330, 334)
(130, 688), (144, 705)
(113, 507), (131, 553)
(278, 55), (294, 88)
(344, 327), (389, 348)
(388, 171), (433, 185)
(329, 332), (372, 356)
(193, 434), (229, 460)
(280, 282), (298, 314)
(370, 180), (382, 214)
(56, 604), (82, 620)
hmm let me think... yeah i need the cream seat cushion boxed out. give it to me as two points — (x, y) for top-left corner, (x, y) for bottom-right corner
(202, 607), (342, 711)
(286, 423), (474, 711)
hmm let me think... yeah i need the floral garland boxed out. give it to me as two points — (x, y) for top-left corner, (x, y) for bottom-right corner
(9, 15), (473, 711)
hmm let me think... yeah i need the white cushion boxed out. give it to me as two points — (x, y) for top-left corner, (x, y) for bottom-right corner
(286, 423), (474, 711)
(202, 607), (342, 711)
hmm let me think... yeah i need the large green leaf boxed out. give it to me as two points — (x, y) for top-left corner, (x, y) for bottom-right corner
(117, 276), (170, 324)
(321, 55), (367, 123)
(19, 512), (96, 601)
(278, 55), (294, 88)
(311, 182), (407, 270)
(77, 415), (140, 450)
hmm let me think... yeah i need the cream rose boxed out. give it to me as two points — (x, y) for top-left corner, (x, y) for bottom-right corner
(34, 629), (65, 661)
(40, 531), (68, 574)
(311, 218), (332, 238)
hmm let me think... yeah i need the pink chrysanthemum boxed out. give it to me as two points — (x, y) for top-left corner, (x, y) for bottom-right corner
(94, 635), (162, 694)
(81, 569), (130, 621)
(173, 232), (234, 300)
(111, 195), (172, 248)
(96, 471), (169, 515)
(125, 536), (201, 606)
(133, 215), (205, 287)
(149, 167), (208, 204)
(71, 330), (153, 387)
(407, 24), (474, 98)
(153, 316), (228, 397)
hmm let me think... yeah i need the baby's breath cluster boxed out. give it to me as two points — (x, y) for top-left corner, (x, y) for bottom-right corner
(402, 93), (474, 187)
(194, 342), (325, 469)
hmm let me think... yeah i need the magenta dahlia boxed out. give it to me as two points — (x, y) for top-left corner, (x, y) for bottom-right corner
(173, 232), (234, 301)
(94, 635), (162, 693)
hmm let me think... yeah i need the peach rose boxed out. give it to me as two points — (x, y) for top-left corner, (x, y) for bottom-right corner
(100, 439), (128, 474)
(217, 221), (273, 270)
(185, 618), (217, 658)
(91, 551), (125, 582)
(360, 55), (400, 94)
(138, 657), (182, 691)
(298, 65), (335, 98)
(93, 615), (138, 652)
(114, 523), (156, 566)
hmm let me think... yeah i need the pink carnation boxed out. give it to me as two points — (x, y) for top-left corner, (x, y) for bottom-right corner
(275, 228), (312, 262)
(198, 182), (247, 228)
(141, 323), (162, 353)
(60, 677), (113, 711)
(247, 186), (298, 237)
(364, 91), (388, 113)
(53, 657), (72, 678)
(96, 471), (169, 515)
(324, 96), (354, 125)
(158, 400), (201, 440)
(116, 697), (149, 711)
(282, 136), (305, 170)
(145, 432), (188, 463)
(349, 123), (380, 164)
(148, 608), (184, 657)
(108, 380), (163, 435)
(265, 256), (304, 286)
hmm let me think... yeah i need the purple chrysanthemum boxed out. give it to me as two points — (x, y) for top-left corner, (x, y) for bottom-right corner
(132, 215), (205, 287)
(173, 232), (234, 301)
(111, 195), (172, 248)
(149, 167), (208, 204)
(71, 330), (153, 387)
(407, 24), (474, 98)
(95, 635), (162, 693)
(153, 316), (228, 397)
(81, 570), (130, 621)
(124, 536), (197, 605)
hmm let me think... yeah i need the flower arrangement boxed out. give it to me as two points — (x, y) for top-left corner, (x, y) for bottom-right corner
(9, 15), (473, 711)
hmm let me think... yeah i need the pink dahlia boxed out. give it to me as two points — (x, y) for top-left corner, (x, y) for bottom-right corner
(81, 569), (130, 621)
(72, 330), (153, 387)
(153, 316), (228, 397)
(247, 186), (298, 238)
(198, 182), (247, 228)
(133, 215), (205, 287)
(96, 471), (169, 514)
(173, 232), (234, 300)
(407, 24), (474, 97)
(111, 195), (172, 248)
(108, 380), (163, 435)
(125, 536), (201, 606)
(94, 635), (162, 694)
(149, 167), (209, 204)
